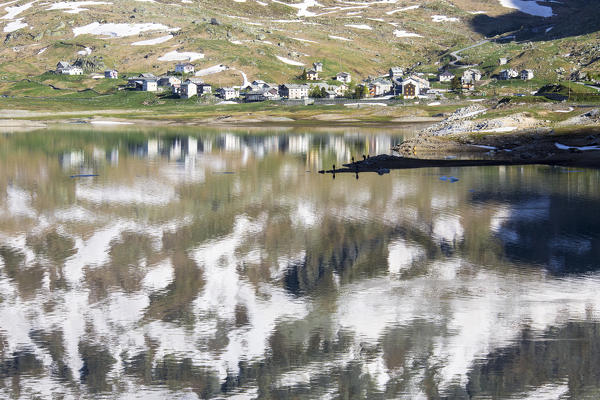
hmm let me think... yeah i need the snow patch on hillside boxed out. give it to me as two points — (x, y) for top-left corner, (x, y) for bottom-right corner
(3, 17), (26, 32)
(393, 29), (422, 38)
(47, 1), (111, 14)
(158, 50), (204, 61)
(73, 22), (179, 38)
(431, 15), (458, 22)
(271, 0), (321, 17)
(345, 23), (372, 30)
(77, 46), (92, 55)
(195, 64), (229, 76)
(276, 55), (304, 66)
(1, 0), (35, 20)
(498, 0), (553, 17)
(131, 34), (173, 45)
(328, 34), (352, 41)
(290, 37), (318, 43)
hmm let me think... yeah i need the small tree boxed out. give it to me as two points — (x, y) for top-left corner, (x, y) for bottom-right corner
(354, 85), (369, 99)
(320, 87), (329, 98)
(451, 76), (462, 93)
(309, 85), (322, 98)
(300, 69), (307, 80)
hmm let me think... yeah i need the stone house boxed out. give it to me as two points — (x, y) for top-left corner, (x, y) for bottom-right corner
(175, 63), (195, 74)
(368, 79), (393, 97)
(400, 75), (429, 98)
(180, 82), (197, 99)
(217, 87), (239, 100)
(439, 70), (455, 82)
(279, 84), (309, 99)
(336, 72), (351, 83)
(197, 83), (212, 94)
(389, 67), (404, 79)
(462, 69), (482, 82)
(244, 88), (280, 102)
(521, 69), (534, 80)
(157, 75), (182, 87)
(306, 69), (319, 81)
(56, 61), (83, 75)
(499, 69), (519, 80)
(104, 70), (118, 79)
(143, 80), (158, 92)
(313, 62), (323, 72)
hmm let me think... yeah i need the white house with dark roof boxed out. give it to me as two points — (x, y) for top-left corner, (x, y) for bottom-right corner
(104, 69), (118, 79)
(389, 67), (404, 78)
(439, 70), (455, 82)
(306, 69), (319, 81)
(400, 75), (430, 99)
(462, 69), (482, 83)
(336, 72), (351, 83)
(143, 80), (158, 92)
(180, 82), (197, 99)
(499, 68), (519, 80)
(157, 75), (181, 87)
(368, 78), (393, 96)
(279, 84), (309, 99)
(175, 63), (195, 74)
(56, 61), (83, 75)
(521, 69), (534, 80)
(217, 87), (239, 100)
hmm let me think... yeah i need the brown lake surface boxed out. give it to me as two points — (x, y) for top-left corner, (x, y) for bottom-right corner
(1, 125), (600, 399)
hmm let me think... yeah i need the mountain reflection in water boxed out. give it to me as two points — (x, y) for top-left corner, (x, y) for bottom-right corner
(1, 126), (600, 399)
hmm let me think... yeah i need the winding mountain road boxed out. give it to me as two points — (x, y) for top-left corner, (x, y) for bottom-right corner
(449, 40), (489, 68)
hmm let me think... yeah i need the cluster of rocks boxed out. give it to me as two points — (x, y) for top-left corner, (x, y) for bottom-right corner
(559, 109), (600, 126)
(420, 105), (487, 136)
(420, 105), (544, 137)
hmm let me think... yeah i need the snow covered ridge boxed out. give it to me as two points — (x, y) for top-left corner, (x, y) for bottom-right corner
(73, 22), (180, 38)
(498, 0), (553, 17)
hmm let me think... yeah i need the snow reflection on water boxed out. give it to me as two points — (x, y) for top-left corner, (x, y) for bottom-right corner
(1, 127), (600, 399)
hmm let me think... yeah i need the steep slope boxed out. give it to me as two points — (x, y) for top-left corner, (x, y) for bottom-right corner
(0, 0), (599, 87)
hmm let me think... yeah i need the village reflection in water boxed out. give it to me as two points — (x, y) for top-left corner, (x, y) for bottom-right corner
(1, 126), (600, 399)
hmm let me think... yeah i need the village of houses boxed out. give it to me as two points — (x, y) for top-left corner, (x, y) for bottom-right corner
(54, 58), (535, 103)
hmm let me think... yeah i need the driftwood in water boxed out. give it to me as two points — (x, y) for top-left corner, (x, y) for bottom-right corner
(318, 154), (541, 175)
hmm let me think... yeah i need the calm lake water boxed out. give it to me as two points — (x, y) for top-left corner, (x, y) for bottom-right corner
(1, 125), (600, 399)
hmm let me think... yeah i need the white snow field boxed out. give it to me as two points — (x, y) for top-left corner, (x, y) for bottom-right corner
(393, 29), (422, 38)
(2, 0), (35, 20)
(47, 1), (111, 14)
(73, 22), (179, 38)
(431, 15), (459, 22)
(276, 56), (305, 66)
(3, 18), (26, 32)
(195, 64), (229, 76)
(158, 50), (204, 61)
(344, 23), (372, 30)
(77, 46), (92, 55)
(498, 0), (553, 17)
(328, 35), (352, 41)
